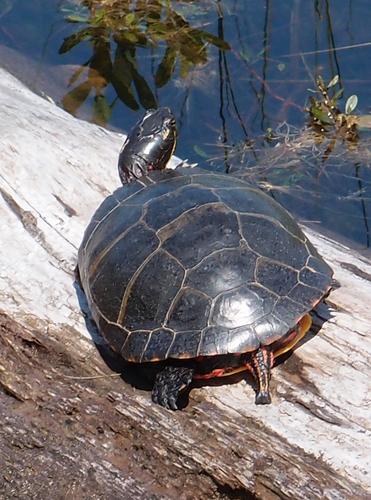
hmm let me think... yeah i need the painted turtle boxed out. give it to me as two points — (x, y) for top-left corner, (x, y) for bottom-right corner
(77, 108), (334, 410)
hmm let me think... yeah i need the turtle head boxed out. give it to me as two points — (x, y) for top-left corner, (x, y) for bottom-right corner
(118, 107), (177, 184)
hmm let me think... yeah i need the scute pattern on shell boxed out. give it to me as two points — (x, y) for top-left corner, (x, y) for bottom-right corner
(78, 168), (333, 362)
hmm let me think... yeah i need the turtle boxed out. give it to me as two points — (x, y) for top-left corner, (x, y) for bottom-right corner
(76, 107), (334, 410)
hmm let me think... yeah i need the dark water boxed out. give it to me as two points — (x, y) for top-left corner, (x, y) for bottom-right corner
(1, 0), (371, 247)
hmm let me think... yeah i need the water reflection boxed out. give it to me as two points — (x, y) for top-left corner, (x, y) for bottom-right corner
(59, 1), (229, 124)
(230, 128), (371, 248)
(0, 0), (371, 247)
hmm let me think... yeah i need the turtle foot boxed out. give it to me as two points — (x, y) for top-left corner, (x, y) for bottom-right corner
(152, 366), (194, 410)
(255, 391), (272, 405)
(250, 347), (274, 406)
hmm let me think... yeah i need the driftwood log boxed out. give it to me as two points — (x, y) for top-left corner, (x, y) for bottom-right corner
(0, 68), (370, 499)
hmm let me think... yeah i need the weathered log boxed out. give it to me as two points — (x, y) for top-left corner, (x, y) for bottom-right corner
(0, 68), (370, 498)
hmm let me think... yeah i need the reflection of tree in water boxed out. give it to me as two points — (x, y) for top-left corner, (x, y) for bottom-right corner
(59, 0), (229, 124)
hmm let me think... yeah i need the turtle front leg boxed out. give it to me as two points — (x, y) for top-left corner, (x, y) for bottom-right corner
(152, 366), (194, 410)
(246, 347), (274, 405)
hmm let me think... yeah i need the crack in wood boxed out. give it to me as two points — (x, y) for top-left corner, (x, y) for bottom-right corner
(340, 261), (371, 282)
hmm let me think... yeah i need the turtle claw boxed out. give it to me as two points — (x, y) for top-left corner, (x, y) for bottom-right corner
(167, 394), (179, 411)
(152, 366), (194, 410)
(255, 391), (272, 405)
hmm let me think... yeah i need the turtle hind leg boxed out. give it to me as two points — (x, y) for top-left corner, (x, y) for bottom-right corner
(152, 366), (194, 410)
(248, 347), (274, 405)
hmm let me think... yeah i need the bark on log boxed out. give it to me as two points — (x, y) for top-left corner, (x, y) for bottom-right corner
(0, 68), (370, 499)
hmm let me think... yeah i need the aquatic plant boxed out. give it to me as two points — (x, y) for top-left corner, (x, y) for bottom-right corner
(59, 0), (229, 123)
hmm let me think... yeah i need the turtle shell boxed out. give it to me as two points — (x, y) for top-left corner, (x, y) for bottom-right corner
(78, 167), (333, 363)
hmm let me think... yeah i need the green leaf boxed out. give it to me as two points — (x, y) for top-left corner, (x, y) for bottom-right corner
(114, 30), (147, 48)
(115, 48), (157, 109)
(67, 62), (90, 87)
(123, 32), (139, 44)
(155, 47), (177, 88)
(180, 37), (207, 65)
(59, 28), (93, 54)
(111, 47), (139, 110)
(311, 107), (334, 125)
(202, 32), (230, 51)
(345, 95), (358, 114)
(179, 52), (192, 79)
(92, 8), (107, 26)
(148, 21), (169, 38)
(66, 14), (90, 23)
(125, 13), (136, 25)
(92, 95), (112, 125)
(132, 69), (157, 109)
(327, 74), (339, 88)
(89, 39), (112, 80)
(62, 80), (92, 115)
